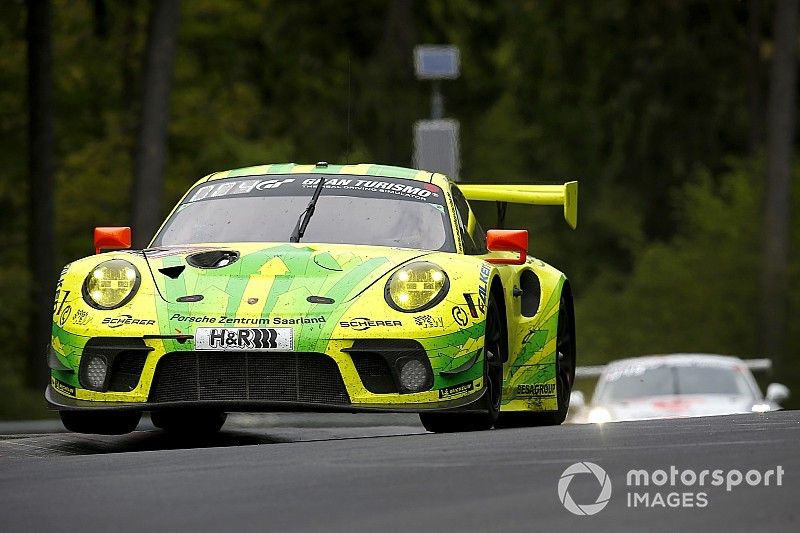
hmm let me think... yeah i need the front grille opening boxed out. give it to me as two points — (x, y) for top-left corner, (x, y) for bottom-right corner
(351, 352), (397, 394)
(81, 337), (153, 392)
(149, 352), (350, 405)
(344, 339), (431, 394)
(108, 351), (148, 392)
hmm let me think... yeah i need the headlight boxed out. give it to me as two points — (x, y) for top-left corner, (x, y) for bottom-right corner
(82, 259), (141, 310)
(385, 261), (449, 312)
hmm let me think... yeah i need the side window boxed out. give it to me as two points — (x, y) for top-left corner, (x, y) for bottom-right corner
(451, 185), (486, 255)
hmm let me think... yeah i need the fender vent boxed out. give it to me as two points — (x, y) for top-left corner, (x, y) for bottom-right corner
(519, 270), (541, 317)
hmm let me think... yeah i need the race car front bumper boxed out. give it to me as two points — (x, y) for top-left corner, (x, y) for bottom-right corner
(46, 335), (487, 414)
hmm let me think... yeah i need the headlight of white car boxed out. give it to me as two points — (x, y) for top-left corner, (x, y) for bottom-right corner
(587, 407), (613, 424)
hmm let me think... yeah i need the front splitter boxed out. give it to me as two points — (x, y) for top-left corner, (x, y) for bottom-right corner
(45, 385), (487, 415)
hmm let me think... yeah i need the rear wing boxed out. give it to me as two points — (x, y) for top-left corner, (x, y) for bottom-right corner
(459, 181), (578, 229)
(575, 358), (774, 379)
(743, 359), (773, 372)
(575, 365), (606, 379)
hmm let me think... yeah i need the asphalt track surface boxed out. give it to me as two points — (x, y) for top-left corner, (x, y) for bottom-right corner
(1, 411), (798, 532)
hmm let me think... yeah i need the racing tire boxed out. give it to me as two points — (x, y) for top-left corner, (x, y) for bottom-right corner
(151, 409), (227, 435)
(496, 291), (575, 428)
(419, 295), (504, 433)
(59, 410), (141, 435)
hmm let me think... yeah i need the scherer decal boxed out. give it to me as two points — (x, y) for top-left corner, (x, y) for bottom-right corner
(102, 315), (156, 328)
(339, 318), (403, 331)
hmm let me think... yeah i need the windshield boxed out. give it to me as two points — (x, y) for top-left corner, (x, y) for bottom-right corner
(596, 362), (755, 402)
(152, 174), (455, 251)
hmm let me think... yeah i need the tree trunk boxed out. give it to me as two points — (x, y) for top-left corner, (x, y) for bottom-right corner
(131, 0), (180, 248)
(26, 0), (56, 388)
(747, 0), (764, 154)
(363, 0), (415, 166)
(121, 3), (142, 164)
(385, 0), (414, 165)
(760, 0), (798, 364)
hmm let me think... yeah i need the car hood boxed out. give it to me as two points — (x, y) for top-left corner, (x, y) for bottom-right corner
(140, 242), (433, 307)
(594, 394), (762, 422)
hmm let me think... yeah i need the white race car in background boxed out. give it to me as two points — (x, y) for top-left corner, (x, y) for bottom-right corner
(569, 354), (790, 424)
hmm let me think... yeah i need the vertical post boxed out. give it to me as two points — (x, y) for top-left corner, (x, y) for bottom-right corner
(431, 80), (443, 119)
(496, 202), (507, 229)
(26, 0), (56, 387)
(414, 45), (460, 179)
(747, 0), (764, 154)
(760, 0), (798, 365)
(131, 0), (180, 248)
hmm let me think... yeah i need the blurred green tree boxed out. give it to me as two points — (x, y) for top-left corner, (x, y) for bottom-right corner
(2, 0), (799, 416)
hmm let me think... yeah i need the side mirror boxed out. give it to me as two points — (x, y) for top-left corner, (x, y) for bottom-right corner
(766, 383), (790, 405)
(570, 390), (586, 410)
(94, 227), (132, 255)
(485, 229), (528, 265)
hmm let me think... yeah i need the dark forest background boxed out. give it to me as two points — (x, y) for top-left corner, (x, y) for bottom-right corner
(1, 0), (798, 418)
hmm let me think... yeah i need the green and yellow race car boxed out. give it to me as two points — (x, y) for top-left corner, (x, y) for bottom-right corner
(46, 163), (578, 434)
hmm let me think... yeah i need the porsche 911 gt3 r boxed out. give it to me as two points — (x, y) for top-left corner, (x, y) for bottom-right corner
(569, 354), (790, 424)
(46, 162), (578, 434)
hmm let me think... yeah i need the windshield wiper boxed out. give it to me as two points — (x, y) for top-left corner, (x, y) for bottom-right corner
(289, 177), (326, 243)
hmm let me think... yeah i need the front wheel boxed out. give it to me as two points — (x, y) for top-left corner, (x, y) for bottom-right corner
(420, 295), (504, 433)
(59, 410), (141, 435)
